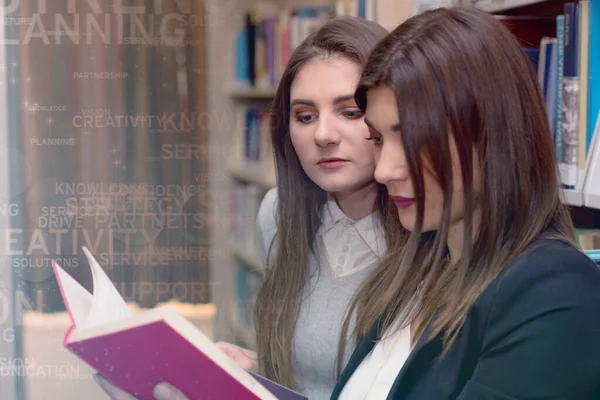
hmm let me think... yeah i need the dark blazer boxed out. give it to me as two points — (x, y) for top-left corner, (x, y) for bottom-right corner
(331, 238), (600, 400)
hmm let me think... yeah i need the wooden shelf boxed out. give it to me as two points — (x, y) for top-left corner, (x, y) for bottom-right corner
(229, 87), (276, 100)
(473, 0), (548, 12)
(229, 164), (276, 190)
(232, 248), (265, 277)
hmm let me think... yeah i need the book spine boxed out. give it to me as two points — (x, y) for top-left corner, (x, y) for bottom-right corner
(280, 12), (290, 71)
(588, 0), (600, 154)
(265, 17), (276, 88)
(561, 3), (579, 188)
(255, 15), (267, 89)
(235, 28), (249, 86)
(578, 0), (589, 174)
(546, 39), (558, 140)
(246, 13), (256, 87)
(358, 0), (366, 18)
(556, 14), (565, 164)
(244, 109), (252, 160)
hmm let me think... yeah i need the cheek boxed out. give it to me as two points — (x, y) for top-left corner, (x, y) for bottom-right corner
(289, 129), (310, 162)
(346, 125), (375, 165)
(422, 175), (446, 231)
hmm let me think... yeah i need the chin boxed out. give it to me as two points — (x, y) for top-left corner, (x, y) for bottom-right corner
(313, 180), (354, 194)
(306, 171), (358, 193)
(398, 212), (417, 232)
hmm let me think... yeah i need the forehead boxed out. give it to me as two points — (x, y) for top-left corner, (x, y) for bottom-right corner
(290, 56), (361, 100)
(364, 86), (399, 131)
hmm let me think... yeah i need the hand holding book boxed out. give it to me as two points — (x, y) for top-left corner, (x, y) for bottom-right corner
(93, 343), (257, 399)
(95, 375), (188, 400)
(215, 342), (258, 372)
(52, 247), (308, 400)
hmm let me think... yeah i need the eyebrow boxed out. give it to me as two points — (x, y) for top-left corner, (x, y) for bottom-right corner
(364, 117), (402, 132)
(290, 94), (357, 108)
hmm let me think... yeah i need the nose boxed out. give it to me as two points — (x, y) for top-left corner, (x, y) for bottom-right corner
(374, 142), (410, 186)
(314, 113), (341, 147)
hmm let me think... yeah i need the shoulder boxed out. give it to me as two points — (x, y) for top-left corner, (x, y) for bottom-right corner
(488, 239), (600, 304)
(477, 238), (600, 344)
(257, 187), (278, 228)
(256, 187), (278, 242)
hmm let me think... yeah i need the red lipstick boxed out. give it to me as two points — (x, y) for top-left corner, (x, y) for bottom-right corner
(390, 195), (415, 209)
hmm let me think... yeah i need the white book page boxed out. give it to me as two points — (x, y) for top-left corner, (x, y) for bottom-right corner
(80, 246), (132, 331)
(53, 260), (93, 327)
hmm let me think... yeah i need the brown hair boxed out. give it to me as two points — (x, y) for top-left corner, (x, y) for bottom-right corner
(253, 17), (403, 389)
(340, 6), (577, 363)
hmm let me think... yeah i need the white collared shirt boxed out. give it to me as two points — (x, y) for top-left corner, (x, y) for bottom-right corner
(316, 199), (386, 278)
(339, 318), (412, 400)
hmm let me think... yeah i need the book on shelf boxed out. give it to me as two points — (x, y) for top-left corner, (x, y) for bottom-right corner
(234, 1), (379, 91)
(496, 4), (599, 201)
(52, 246), (306, 400)
(231, 105), (276, 184)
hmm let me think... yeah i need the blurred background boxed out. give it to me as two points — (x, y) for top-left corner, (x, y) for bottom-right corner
(0, 0), (598, 399)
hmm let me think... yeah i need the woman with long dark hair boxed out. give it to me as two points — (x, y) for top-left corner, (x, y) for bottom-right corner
(229, 16), (403, 399)
(332, 6), (600, 399)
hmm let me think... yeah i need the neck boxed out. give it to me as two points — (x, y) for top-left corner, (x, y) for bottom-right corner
(331, 181), (378, 221)
(446, 210), (481, 265)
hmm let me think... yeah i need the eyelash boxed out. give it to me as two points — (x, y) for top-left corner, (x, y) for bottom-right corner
(294, 109), (364, 124)
(296, 114), (316, 124)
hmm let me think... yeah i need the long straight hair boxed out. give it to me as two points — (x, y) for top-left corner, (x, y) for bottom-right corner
(252, 17), (403, 389)
(339, 6), (577, 361)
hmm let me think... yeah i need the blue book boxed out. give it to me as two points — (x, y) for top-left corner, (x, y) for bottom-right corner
(358, 0), (366, 18)
(542, 40), (554, 102)
(588, 0), (600, 153)
(235, 28), (249, 85)
(524, 48), (540, 71)
(546, 39), (558, 137)
(556, 14), (565, 162)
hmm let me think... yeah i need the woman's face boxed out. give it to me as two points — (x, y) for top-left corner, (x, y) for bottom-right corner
(289, 56), (377, 196)
(364, 85), (480, 233)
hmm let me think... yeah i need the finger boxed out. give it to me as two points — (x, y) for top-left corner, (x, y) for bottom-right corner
(94, 374), (138, 400)
(153, 382), (190, 400)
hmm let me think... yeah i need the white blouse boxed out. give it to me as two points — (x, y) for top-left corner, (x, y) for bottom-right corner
(339, 318), (412, 400)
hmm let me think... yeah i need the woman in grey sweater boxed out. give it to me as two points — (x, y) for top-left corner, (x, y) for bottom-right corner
(217, 16), (404, 400)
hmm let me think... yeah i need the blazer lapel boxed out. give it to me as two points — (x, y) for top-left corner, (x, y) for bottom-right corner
(329, 321), (380, 400)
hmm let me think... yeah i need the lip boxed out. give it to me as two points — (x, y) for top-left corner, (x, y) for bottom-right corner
(317, 157), (349, 168)
(390, 195), (415, 209)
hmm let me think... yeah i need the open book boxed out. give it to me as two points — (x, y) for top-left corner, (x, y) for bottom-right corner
(52, 247), (307, 400)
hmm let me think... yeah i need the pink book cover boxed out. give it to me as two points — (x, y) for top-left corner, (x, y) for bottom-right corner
(51, 247), (308, 400)
(67, 321), (265, 399)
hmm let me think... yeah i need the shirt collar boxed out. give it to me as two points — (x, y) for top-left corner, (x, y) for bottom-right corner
(318, 200), (387, 258)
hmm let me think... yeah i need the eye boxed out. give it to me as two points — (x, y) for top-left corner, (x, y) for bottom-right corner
(295, 112), (317, 124)
(342, 108), (364, 120)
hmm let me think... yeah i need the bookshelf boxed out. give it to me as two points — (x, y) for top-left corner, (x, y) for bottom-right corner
(473, 0), (600, 211)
